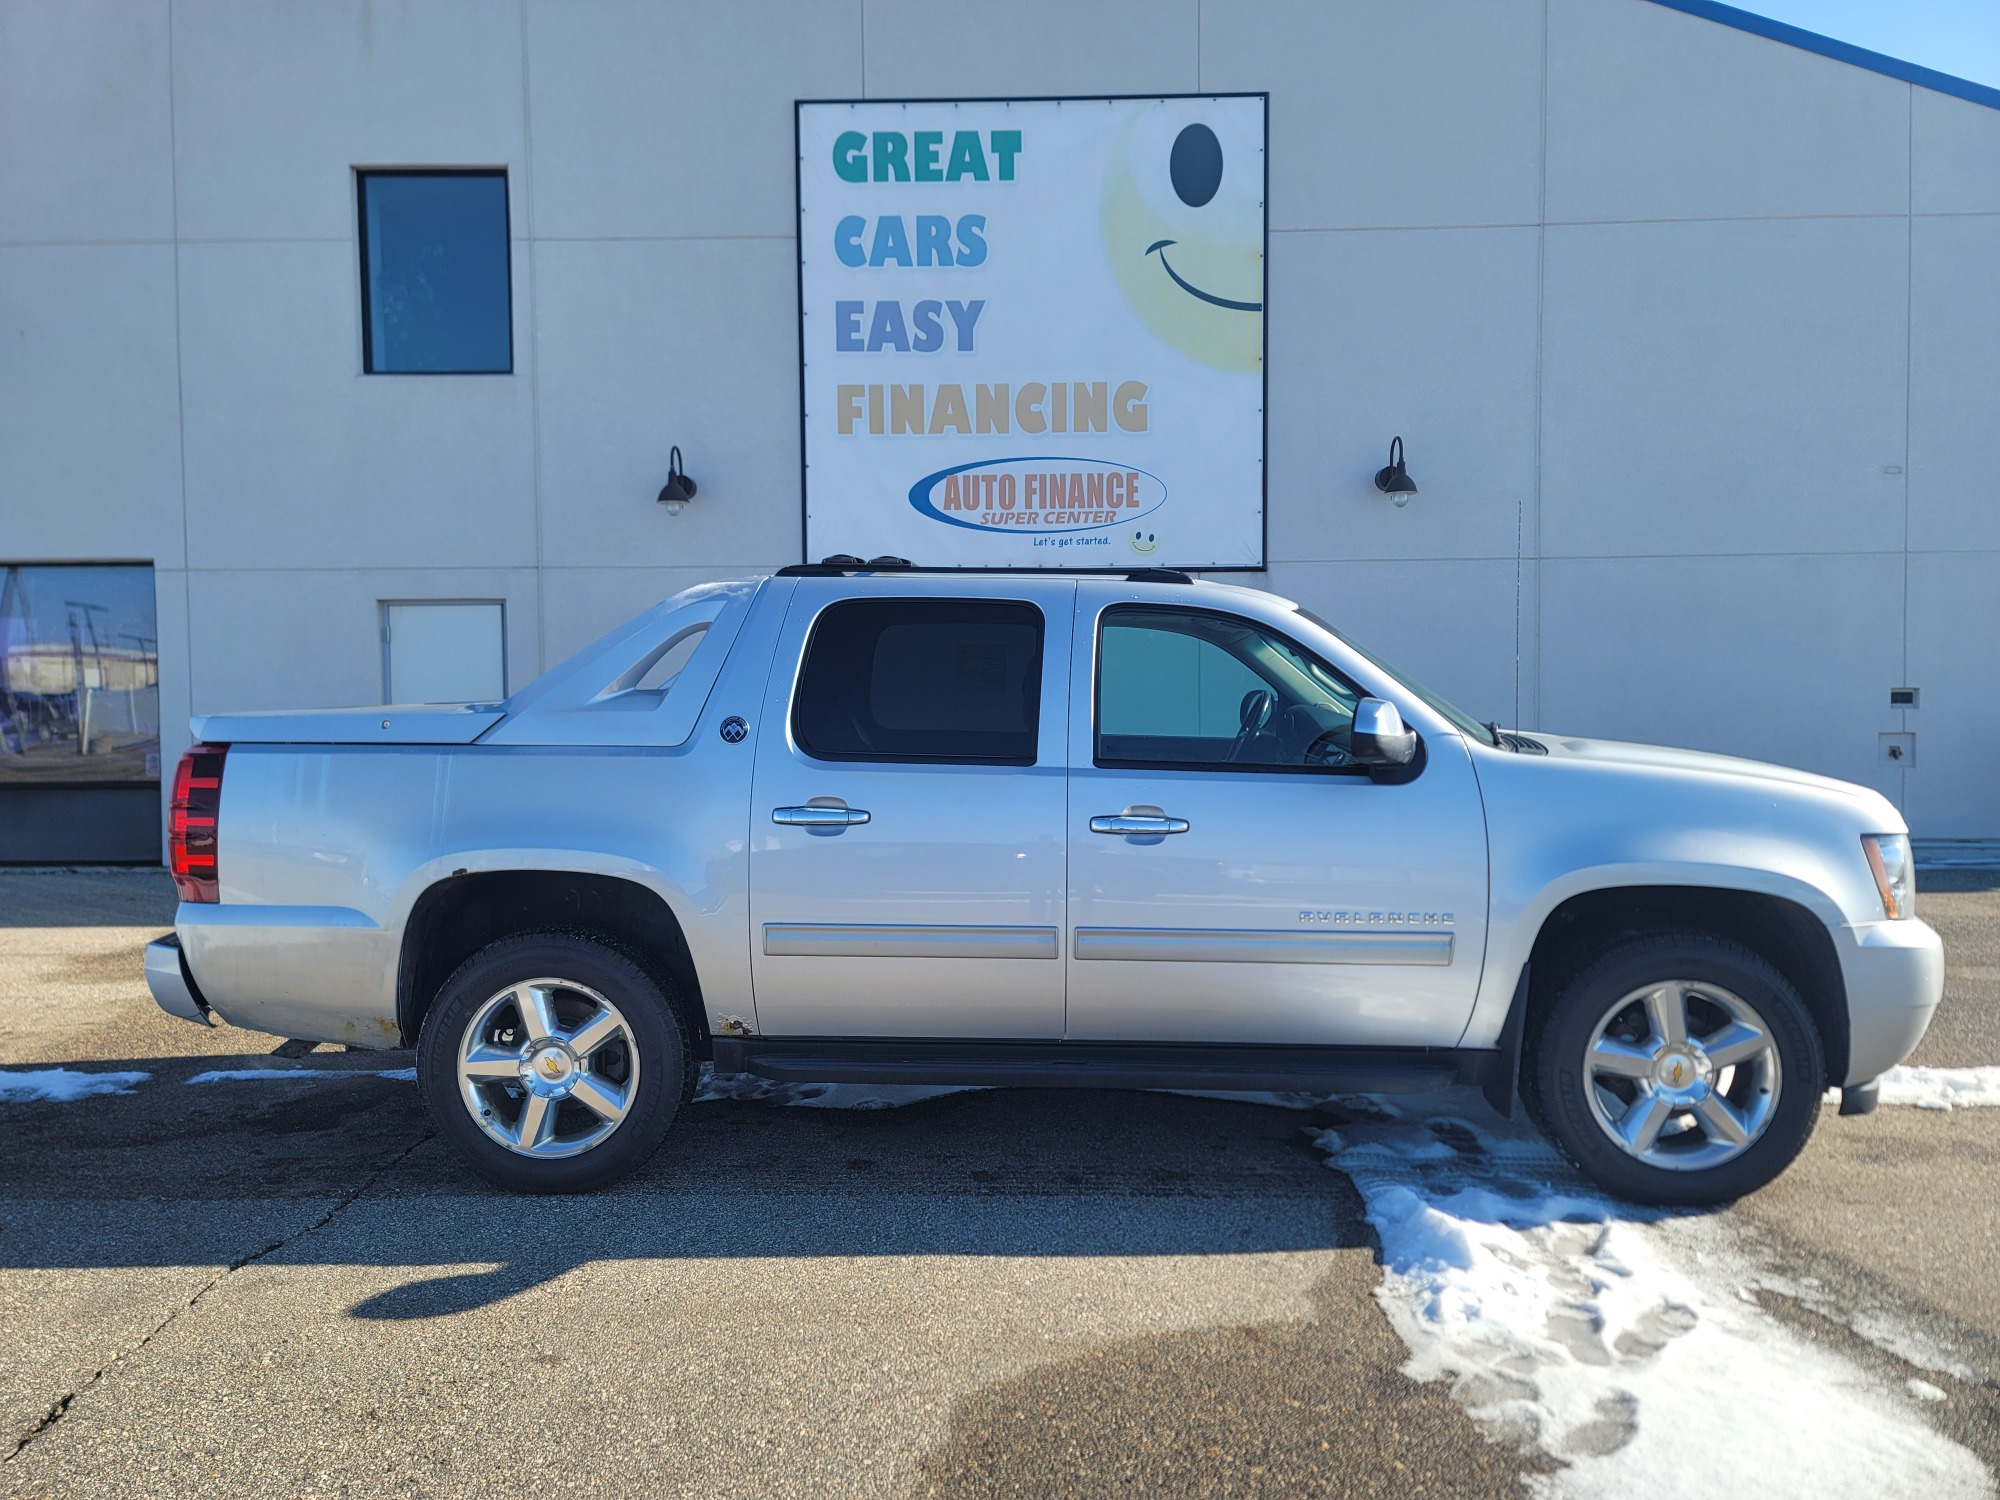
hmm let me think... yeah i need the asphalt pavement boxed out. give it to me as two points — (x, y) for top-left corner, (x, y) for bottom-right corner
(1, 867), (1995, 1497)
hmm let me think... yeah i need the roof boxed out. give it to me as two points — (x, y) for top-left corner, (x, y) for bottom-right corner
(1646, 0), (2000, 112)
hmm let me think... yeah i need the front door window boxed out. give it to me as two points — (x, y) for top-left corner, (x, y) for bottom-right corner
(1096, 605), (1363, 770)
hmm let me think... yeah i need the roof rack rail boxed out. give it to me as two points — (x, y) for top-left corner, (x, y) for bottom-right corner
(775, 558), (1195, 584)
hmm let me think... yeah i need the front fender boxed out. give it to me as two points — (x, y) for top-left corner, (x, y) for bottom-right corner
(1460, 860), (1850, 1047)
(1459, 740), (1897, 1049)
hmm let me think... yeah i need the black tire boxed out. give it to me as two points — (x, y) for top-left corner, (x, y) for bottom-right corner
(1528, 931), (1824, 1207)
(416, 933), (692, 1193)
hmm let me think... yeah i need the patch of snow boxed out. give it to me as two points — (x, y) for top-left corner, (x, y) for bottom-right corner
(185, 1067), (416, 1085)
(1312, 1089), (1990, 1499)
(1842, 1305), (1980, 1381)
(1875, 1066), (2000, 1111)
(1150, 1088), (1329, 1110)
(0, 1067), (150, 1102)
(1909, 1379), (1949, 1404)
(787, 1082), (984, 1110)
(695, 1066), (981, 1110)
(1746, 1262), (1981, 1382)
(1842, 1308), (1980, 1381)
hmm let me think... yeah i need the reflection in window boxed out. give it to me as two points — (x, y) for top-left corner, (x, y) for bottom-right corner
(0, 565), (160, 786)
(1099, 621), (1268, 740)
(793, 598), (1043, 765)
(359, 171), (512, 374)
(1095, 605), (1361, 771)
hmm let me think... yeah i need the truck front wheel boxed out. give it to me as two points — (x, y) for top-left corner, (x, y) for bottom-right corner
(1530, 932), (1824, 1206)
(417, 934), (691, 1193)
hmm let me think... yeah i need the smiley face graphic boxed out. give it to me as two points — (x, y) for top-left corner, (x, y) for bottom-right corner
(1129, 529), (1160, 556)
(1103, 100), (1264, 373)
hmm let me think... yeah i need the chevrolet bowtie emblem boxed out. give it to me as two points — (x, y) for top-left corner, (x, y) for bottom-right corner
(1670, 1061), (1686, 1085)
(541, 1055), (563, 1077)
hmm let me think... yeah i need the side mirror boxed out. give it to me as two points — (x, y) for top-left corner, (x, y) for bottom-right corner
(1352, 698), (1416, 767)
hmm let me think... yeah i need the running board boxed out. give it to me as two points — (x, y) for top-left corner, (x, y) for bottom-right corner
(709, 1038), (1501, 1096)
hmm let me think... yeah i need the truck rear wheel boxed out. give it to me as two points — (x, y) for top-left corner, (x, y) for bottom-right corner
(417, 934), (691, 1193)
(1529, 931), (1823, 1206)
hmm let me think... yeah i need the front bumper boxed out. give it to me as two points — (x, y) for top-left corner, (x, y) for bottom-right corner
(144, 935), (217, 1027)
(1836, 916), (1944, 1085)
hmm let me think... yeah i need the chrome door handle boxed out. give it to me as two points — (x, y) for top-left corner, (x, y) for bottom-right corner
(772, 805), (871, 827)
(1090, 814), (1190, 835)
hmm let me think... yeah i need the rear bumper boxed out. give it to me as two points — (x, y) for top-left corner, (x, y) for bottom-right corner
(1836, 917), (1944, 1085)
(173, 902), (402, 1048)
(144, 935), (216, 1027)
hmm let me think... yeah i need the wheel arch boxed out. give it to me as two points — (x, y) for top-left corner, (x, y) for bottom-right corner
(396, 869), (709, 1059)
(1520, 884), (1848, 1088)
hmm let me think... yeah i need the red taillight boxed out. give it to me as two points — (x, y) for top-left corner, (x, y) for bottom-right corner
(169, 743), (227, 903)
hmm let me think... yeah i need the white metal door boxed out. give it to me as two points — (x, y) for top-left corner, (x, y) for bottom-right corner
(1064, 582), (1489, 1047)
(748, 577), (1075, 1038)
(382, 600), (506, 704)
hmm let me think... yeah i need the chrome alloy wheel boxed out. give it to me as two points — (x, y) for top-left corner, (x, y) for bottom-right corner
(1582, 979), (1782, 1173)
(455, 978), (640, 1159)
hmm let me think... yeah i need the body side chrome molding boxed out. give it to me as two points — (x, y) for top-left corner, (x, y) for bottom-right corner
(1073, 927), (1454, 966)
(762, 923), (1059, 960)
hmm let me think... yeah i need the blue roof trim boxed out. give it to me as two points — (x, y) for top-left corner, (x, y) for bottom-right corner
(1644, 0), (2000, 113)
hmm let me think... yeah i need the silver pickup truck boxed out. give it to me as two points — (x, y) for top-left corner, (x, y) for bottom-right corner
(146, 563), (1942, 1203)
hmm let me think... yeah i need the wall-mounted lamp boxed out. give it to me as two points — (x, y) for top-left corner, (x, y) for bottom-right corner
(656, 446), (698, 515)
(1373, 436), (1418, 507)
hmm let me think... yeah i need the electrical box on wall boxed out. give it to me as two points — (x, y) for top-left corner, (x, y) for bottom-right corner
(1879, 732), (1916, 768)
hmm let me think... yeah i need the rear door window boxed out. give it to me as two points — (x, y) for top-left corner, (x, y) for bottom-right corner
(792, 598), (1043, 765)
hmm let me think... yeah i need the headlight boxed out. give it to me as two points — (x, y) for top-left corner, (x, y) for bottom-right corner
(1862, 833), (1914, 919)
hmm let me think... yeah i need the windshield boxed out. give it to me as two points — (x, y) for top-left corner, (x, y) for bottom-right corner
(1292, 606), (1499, 746)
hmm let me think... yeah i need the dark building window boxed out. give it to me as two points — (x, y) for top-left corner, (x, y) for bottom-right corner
(358, 170), (512, 374)
(792, 598), (1043, 765)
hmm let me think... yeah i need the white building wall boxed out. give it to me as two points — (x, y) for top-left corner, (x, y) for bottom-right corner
(2, 0), (1996, 837)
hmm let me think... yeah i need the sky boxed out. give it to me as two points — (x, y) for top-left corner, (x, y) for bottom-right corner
(1744, 0), (2000, 90)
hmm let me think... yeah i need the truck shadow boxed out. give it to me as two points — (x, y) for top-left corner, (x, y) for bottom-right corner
(0, 1058), (1381, 1316)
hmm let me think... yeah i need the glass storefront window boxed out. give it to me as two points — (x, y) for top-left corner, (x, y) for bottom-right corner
(0, 565), (161, 787)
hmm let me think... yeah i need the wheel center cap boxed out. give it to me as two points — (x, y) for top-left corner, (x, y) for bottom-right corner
(1652, 1045), (1711, 1101)
(520, 1043), (577, 1099)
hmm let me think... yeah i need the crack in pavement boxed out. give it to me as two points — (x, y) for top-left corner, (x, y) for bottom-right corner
(2, 1131), (434, 1465)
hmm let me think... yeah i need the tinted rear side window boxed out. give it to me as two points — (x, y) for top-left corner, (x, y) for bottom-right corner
(793, 599), (1042, 764)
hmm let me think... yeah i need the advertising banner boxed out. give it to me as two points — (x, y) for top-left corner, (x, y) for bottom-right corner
(798, 95), (1266, 570)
